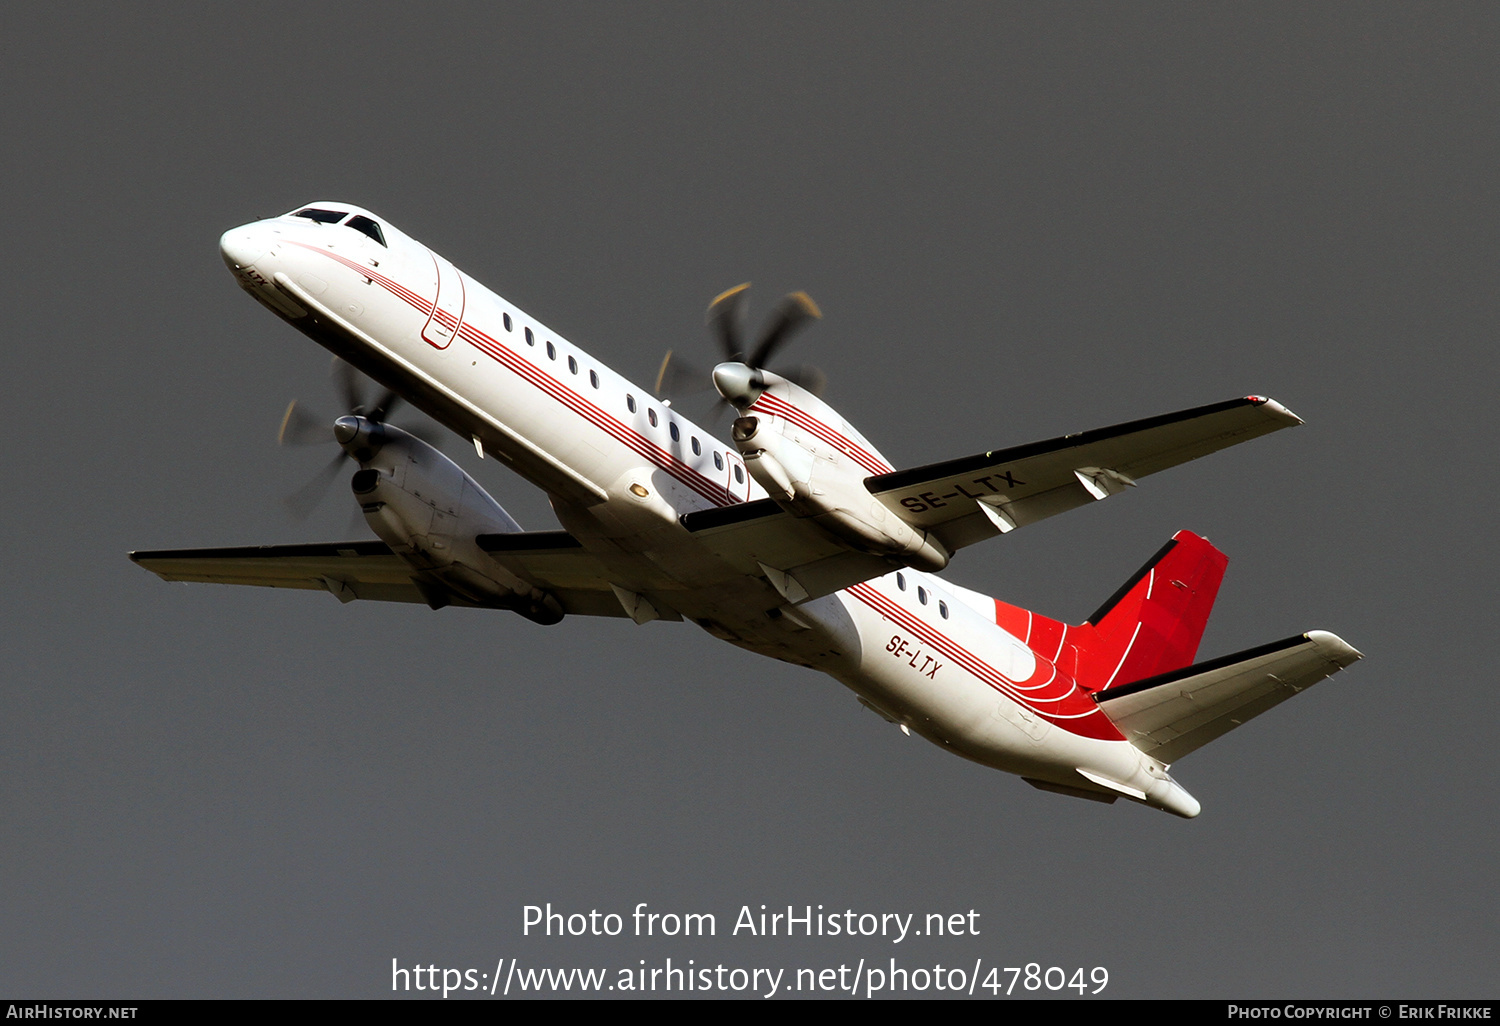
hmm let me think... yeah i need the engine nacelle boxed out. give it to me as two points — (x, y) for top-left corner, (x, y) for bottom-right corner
(728, 376), (949, 573)
(338, 418), (564, 623)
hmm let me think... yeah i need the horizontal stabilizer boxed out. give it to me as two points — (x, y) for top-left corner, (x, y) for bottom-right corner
(1095, 631), (1362, 764)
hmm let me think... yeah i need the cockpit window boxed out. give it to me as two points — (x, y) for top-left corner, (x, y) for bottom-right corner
(293, 208), (347, 224)
(344, 215), (387, 247)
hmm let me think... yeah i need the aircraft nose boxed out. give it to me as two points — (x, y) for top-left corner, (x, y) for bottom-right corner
(219, 226), (266, 270)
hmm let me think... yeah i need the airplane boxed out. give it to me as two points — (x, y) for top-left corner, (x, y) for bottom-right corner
(131, 201), (1362, 818)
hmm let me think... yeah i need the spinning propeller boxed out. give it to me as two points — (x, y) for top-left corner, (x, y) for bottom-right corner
(654, 284), (828, 413)
(276, 358), (428, 519)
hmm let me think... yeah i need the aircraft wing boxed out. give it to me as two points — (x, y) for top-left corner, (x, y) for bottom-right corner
(867, 396), (1302, 553)
(474, 530), (625, 617)
(681, 499), (895, 604)
(131, 535), (626, 617)
(1093, 631), (1362, 764)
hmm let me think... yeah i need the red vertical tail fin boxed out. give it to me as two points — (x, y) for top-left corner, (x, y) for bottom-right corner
(1083, 530), (1227, 691)
(993, 531), (1228, 693)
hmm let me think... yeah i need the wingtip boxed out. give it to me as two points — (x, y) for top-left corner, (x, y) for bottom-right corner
(1304, 629), (1363, 666)
(1247, 395), (1304, 426)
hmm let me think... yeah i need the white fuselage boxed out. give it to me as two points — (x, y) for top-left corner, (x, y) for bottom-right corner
(218, 203), (1198, 816)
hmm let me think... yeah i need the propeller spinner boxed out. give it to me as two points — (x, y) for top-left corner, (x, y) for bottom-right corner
(276, 358), (412, 519)
(654, 284), (828, 412)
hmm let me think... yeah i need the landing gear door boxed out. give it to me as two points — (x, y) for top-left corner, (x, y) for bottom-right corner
(421, 249), (466, 349)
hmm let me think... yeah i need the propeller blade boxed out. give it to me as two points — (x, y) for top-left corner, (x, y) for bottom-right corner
(706, 283), (751, 363)
(276, 360), (446, 520)
(654, 350), (713, 398)
(283, 451), (348, 520)
(277, 400), (331, 446)
(402, 422), (447, 450)
(369, 388), (402, 423)
(777, 364), (828, 398)
(332, 357), (364, 413)
(705, 396), (734, 426)
(748, 291), (820, 369)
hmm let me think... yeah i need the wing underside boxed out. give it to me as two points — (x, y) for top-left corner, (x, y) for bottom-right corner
(131, 535), (627, 617)
(680, 499), (895, 603)
(675, 397), (1303, 602)
(866, 396), (1303, 553)
(134, 399), (1308, 615)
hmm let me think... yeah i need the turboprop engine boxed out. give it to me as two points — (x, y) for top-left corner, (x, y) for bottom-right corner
(672, 285), (950, 573)
(333, 416), (565, 623)
(715, 365), (951, 573)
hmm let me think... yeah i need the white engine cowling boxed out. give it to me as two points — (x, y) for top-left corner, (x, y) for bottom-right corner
(725, 373), (949, 572)
(336, 417), (565, 623)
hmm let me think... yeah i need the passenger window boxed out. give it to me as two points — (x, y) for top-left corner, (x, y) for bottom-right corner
(648, 408), (658, 427)
(714, 452), (723, 470)
(627, 395), (636, 413)
(503, 313), (513, 332)
(733, 464), (744, 483)
(691, 437), (701, 455)
(546, 341), (556, 360)
(939, 600), (949, 619)
(669, 422), (679, 441)
(344, 215), (386, 246)
(896, 573), (906, 591)
(525, 327), (534, 346)
(917, 587), (928, 605)
(590, 370), (599, 388)
(568, 355), (577, 374)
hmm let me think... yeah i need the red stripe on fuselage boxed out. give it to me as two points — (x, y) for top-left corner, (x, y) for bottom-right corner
(847, 582), (1123, 740)
(288, 241), (738, 508)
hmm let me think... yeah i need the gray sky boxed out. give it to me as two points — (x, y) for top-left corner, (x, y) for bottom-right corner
(2, 3), (1495, 998)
